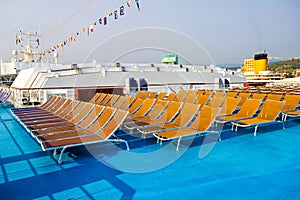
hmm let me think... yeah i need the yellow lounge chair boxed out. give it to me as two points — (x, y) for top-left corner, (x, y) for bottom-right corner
(40, 109), (129, 163)
(154, 106), (220, 151)
(155, 92), (166, 101)
(32, 104), (104, 136)
(217, 97), (241, 117)
(132, 101), (182, 129)
(123, 100), (169, 131)
(137, 103), (200, 138)
(35, 106), (115, 141)
(216, 99), (261, 124)
(231, 100), (285, 136)
(111, 95), (126, 108)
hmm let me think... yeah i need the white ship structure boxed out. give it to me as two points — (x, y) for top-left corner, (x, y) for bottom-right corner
(1, 32), (247, 108)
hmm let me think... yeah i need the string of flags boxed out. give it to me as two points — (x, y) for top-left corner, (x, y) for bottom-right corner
(19, 0), (140, 56)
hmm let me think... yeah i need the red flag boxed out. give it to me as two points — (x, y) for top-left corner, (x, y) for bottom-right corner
(127, 1), (131, 7)
(103, 17), (107, 25)
(90, 25), (94, 33)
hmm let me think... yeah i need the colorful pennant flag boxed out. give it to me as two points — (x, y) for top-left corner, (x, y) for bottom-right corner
(42, 1), (141, 55)
(114, 10), (118, 19)
(15, 35), (20, 45)
(120, 6), (125, 16)
(90, 25), (94, 33)
(135, 0), (140, 11)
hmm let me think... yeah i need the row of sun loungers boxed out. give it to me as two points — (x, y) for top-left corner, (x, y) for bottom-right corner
(12, 96), (129, 163)
(119, 90), (299, 149)
(0, 86), (12, 103)
(11, 88), (300, 163)
(229, 85), (300, 95)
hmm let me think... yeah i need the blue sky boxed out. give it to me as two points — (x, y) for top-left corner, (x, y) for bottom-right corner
(0, 0), (299, 65)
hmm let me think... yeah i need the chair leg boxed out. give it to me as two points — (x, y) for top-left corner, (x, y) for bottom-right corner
(176, 137), (182, 151)
(282, 120), (285, 130)
(254, 125), (258, 136)
(58, 147), (67, 164)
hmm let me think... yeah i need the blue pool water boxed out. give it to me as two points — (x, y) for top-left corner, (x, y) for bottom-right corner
(1, 104), (300, 199)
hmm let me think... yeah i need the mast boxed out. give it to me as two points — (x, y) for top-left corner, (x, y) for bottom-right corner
(16, 30), (42, 62)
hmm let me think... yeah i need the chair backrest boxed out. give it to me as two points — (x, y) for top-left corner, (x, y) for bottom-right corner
(48, 97), (68, 113)
(187, 90), (195, 95)
(282, 95), (299, 112)
(118, 96), (135, 110)
(44, 96), (63, 111)
(170, 103), (200, 126)
(140, 91), (150, 99)
(175, 89), (187, 102)
(64, 101), (87, 120)
(148, 92), (157, 99)
(128, 98), (144, 114)
(69, 103), (94, 124)
(135, 91), (144, 99)
(94, 93), (107, 104)
(207, 95), (225, 108)
(58, 100), (80, 118)
(165, 93), (176, 101)
(99, 94), (113, 105)
(0, 90), (12, 103)
(156, 92), (166, 101)
(195, 90), (204, 96)
(214, 91), (225, 97)
(97, 109), (129, 140)
(111, 95), (126, 108)
(235, 99), (261, 118)
(183, 94), (198, 104)
(87, 107), (116, 133)
(89, 93), (101, 103)
(78, 105), (104, 129)
(226, 91), (237, 98)
(132, 98), (156, 117)
(197, 94), (211, 108)
(204, 90), (213, 97)
(105, 95), (120, 107)
(155, 101), (182, 123)
(53, 98), (73, 115)
(257, 100), (285, 121)
(142, 100), (169, 120)
(190, 106), (220, 132)
(251, 93), (266, 100)
(266, 94), (282, 101)
(218, 97), (241, 116)
(237, 92), (251, 107)
(40, 96), (57, 109)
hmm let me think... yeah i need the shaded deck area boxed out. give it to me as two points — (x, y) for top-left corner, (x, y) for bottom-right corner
(1, 104), (300, 199)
